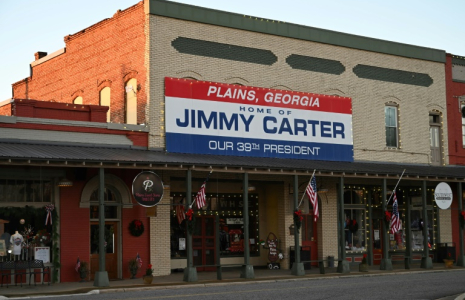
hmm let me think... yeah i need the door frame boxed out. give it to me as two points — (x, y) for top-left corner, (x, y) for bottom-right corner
(89, 220), (121, 280)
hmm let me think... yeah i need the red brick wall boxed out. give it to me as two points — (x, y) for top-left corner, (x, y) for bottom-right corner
(0, 104), (11, 116)
(12, 2), (146, 125)
(59, 168), (150, 282)
(60, 180), (89, 282)
(446, 54), (465, 165)
(13, 99), (108, 122)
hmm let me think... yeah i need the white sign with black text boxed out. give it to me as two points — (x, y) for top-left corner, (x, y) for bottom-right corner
(434, 182), (453, 210)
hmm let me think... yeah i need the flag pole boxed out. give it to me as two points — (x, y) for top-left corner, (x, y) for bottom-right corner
(189, 169), (213, 208)
(385, 169), (406, 206)
(298, 169), (316, 208)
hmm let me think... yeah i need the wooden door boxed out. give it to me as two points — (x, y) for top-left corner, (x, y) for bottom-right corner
(372, 219), (382, 265)
(192, 216), (216, 271)
(302, 213), (318, 266)
(90, 222), (118, 280)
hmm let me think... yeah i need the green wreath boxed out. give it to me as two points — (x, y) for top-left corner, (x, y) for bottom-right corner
(128, 219), (145, 237)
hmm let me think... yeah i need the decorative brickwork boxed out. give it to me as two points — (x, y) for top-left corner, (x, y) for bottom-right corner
(353, 64), (433, 87)
(171, 37), (278, 65)
(286, 54), (345, 75)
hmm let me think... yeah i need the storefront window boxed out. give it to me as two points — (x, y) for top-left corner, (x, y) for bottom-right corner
(0, 179), (51, 202)
(170, 193), (259, 259)
(410, 209), (434, 251)
(344, 209), (366, 251)
(89, 187), (118, 219)
(388, 209), (406, 250)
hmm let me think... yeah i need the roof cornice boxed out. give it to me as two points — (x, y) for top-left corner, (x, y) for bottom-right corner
(148, 0), (446, 63)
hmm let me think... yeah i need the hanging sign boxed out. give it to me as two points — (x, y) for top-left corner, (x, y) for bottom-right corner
(434, 182), (453, 210)
(165, 77), (353, 162)
(132, 171), (164, 207)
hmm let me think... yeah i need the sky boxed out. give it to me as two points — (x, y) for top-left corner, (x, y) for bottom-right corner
(0, 0), (464, 102)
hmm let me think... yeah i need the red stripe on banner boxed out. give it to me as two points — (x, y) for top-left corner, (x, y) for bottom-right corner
(165, 77), (352, 114)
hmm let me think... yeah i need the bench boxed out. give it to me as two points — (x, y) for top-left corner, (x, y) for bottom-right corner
(0, 260), (50, 287)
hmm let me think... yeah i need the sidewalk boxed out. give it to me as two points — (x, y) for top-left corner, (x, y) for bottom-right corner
(0, 263), (464, 299)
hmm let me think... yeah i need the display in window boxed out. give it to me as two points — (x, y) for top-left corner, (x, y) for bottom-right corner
(344, 210), (366, 251)
(170, 193), (259, 259)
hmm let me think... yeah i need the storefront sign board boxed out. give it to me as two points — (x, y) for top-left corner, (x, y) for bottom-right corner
(132, 171), (164, 207)
(34, 247), (50, 263)
(165, 77), (353, 161)
(226, 218), (243, 225)
(434, 182), (453, 210)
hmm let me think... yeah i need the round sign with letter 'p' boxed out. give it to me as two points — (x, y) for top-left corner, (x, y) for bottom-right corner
(132, 171), (164, 207)
(434, 182), (453, 210)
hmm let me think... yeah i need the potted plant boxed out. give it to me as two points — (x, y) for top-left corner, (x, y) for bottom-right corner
(143, 264), (154, 284)
(79, 262), (89, 282)
(359, 254), (369, 272)
(129, 258), (139, 279)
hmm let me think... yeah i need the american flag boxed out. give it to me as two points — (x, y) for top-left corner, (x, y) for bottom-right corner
(195, 172), (212, 209)
(176, 204), (185, 224)
(75, 257), (80, 272)
(390, 192), (401, 234)
(136, 253), (142, 269)
(305, 177), (319, 222)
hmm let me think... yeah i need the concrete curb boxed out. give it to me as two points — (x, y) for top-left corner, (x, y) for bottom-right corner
(3, 268), (465, 298)
(455, 293), (465, 300)
(97, 268), (465, 295)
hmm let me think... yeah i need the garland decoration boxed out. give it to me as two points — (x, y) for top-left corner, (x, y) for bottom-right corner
(128, 219), (145, 237)
(348, 219), (359, 233)
(186, 208), (195, 234)
(45, 204), (54, 225)
(293, 209), (303, 233)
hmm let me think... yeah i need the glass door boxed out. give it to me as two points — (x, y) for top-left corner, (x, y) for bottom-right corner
(372, 219), (383, 265)
(193, 216), (216, 271)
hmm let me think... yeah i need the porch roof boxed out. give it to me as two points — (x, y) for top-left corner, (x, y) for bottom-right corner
(0, 140), (464, 181)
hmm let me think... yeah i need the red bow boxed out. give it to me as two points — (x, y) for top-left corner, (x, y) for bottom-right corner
(294, 209), (303, 221)
(186, 208), (194, 221)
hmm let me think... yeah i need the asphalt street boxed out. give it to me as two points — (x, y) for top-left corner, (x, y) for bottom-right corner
(16, 269), (465, 300)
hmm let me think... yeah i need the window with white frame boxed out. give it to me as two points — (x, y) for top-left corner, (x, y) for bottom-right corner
(385, 105), (398, 148)
(462, 104), (465, 147)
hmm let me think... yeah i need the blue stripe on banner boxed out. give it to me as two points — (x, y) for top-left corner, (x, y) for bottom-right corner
(166, 133), (353, 162)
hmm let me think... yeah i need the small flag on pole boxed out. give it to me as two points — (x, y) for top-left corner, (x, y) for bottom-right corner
(176, 204), (185, 224)
(194, 172), (212, 209)
(305, 177), (319, 222)
(136, 253), (142, 269)
(75, 257), (81, 272)
(390, 192), (401, 234)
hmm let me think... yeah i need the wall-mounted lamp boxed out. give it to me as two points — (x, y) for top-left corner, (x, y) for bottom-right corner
(57, 177), (73, 187)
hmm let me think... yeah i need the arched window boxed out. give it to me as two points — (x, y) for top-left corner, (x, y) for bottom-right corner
(125, 78), (137, 124)
(100, 87), (111, 122)
(73, 96), (83, 105)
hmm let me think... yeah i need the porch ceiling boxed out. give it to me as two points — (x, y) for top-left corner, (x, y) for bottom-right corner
(0, 140), (464, 181)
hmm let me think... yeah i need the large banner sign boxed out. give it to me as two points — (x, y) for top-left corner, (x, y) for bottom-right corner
(165, 77), (353, 161)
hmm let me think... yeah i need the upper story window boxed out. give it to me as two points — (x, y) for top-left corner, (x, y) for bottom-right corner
(73, 96), (83, 105)
(125, 78), (137, 125)
(100, 87), (111, 122)
(385, 105), (399, 148)
(461, 104), (465, 147)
